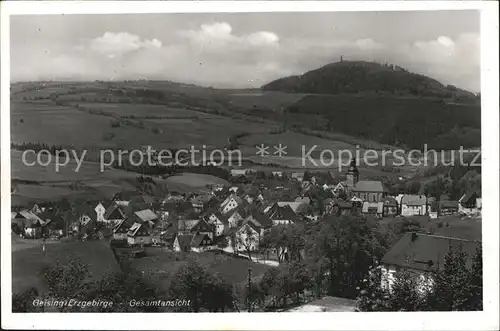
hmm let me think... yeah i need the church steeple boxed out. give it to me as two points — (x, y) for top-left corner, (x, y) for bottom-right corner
(346, 157), (359, 189)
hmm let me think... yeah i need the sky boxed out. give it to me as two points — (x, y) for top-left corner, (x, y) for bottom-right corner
(10, 11), (480, 92)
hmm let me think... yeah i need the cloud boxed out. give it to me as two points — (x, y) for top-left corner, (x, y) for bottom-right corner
(10, 22), (480, 92)
(89, 32), (162, 57)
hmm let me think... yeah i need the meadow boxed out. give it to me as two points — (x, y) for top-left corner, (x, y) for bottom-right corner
(12, 238), (120, 294)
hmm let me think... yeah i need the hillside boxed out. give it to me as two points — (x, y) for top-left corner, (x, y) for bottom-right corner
(262, 60), (478, 102)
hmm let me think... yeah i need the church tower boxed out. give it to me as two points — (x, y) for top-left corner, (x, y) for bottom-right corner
(346, 157), (359, 190)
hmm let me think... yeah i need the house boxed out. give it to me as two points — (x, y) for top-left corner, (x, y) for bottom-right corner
(190, 219), (215, 239)
(266, 203), (300, 225)
(352, 181), (388, 202)
(132, 209), (159, 228)
(380, 232), (481, 292)
(173, 234), (194, 252)
(325, 200), (353, 216)
(104, 204), (126, 226)
(112, 190), (143, 206)
(458, 192), (482, 216)
(31, 204), (45, 215)
(290, 172), (305, 182)
(177, 218), (201, 235)
(438, 200), (459, 216)
(206, 212), (229, 236)
(190, 234), (215, 252)
(127, 222), (152, 246)
(94, 201), (109, 223)
(246, 210), (273, 231)
(277, 201), (309, 214)
(362, 201), (384, 219)
(230, 169), (247, 177)
(220, 194), (246, 214)
(113, 218), (134, 240)
(382, 197), (399, 216)
(39, 211), (65, 238)
(227, 221), (261, 253)
(224, 207), (247, 228)
(12, 210), (46, 238)
(400, 195), (429, 216)
(190, 194), (213, 212)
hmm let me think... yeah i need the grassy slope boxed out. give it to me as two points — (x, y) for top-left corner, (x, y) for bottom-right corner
(12, 238), (120, 294)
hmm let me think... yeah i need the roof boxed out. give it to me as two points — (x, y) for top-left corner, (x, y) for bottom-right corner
(250, 210), (273, 229)
(336, 201), (354, 209)
(439, 200), (459, 209)
(18, 210), (45, 225)
(175, 234), (194, 251)
(104, 204), (125, 220)
(266, 203), (299, 223)
(190, 233), (213, 247)
(134, 209), (158, 222)
(353, 180), (386, 193)
(114, 218), (135, 233)
(382, 197), (398, 206)
(459, 192), (479, 206)
(178, 219), (200, 231)
(401, 195), (427, 206)
(211, 211), (229, 225)
(127, 222), (149, 237)
(381, 232), (481, 272)
(277, 201), (307, 213)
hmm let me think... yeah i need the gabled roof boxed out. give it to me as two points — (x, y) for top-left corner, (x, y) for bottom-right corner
(175, 234), (194, 251)
(353, 180), (387, 193)
(266, 203), (299, 222)
(401, 195), (427, 206)
(134, 209), (158, 222)
(211, 211), (229, 225)
(18, 210), (45, 225)
(105, 204), (126, 220)
(381, 232), (481, 272)
(191, 233), (213, 247)
(250, 210), (273, 229)
(459, 192), (479, 206)
(178, 219), (200, 231)
(114, 218), (134, 234)
(191, 219), (214, 233)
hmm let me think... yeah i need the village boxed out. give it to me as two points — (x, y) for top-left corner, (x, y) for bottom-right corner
(11, 156), (483, 309)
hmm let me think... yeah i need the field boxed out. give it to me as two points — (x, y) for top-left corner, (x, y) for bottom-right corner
(165, 173), (229, 193)
(12, 238), (120, 294)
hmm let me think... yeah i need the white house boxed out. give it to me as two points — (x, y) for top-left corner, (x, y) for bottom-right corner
(227, 222), (261, 253)
(400, 195), (429, 216)
(380, 232), (480, 292)
(458, 192), (482, 216)
(207, 212), (229, 236)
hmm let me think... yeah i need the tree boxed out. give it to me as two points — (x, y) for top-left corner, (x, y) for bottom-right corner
(168, 260), (236, 312)
(424, 176), (446, 201)
(42, 256), (89, 311)
(305, 215), (383, 299)
(12, 288), (43, 312)
(356, 266), (389, 312)
(406, 181), (421, 194)
(427, 245), (478, 311)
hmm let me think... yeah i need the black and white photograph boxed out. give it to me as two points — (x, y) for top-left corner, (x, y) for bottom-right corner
(1, 1), (498, 330)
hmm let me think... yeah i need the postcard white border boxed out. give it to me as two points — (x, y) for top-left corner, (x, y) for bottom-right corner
(1, 1), (499, 330)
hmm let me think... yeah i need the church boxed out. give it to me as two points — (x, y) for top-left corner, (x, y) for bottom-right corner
(344, 158), (388, 203)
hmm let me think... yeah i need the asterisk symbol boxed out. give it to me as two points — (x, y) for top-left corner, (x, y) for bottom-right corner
(274, 144), (288, 157)
(255, 144), (270, 157)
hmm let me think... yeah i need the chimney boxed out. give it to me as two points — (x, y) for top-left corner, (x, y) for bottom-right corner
(411, 232), (418, 242)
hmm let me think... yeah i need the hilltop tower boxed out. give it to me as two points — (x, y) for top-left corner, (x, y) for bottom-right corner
(346, 157), (359, 191)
